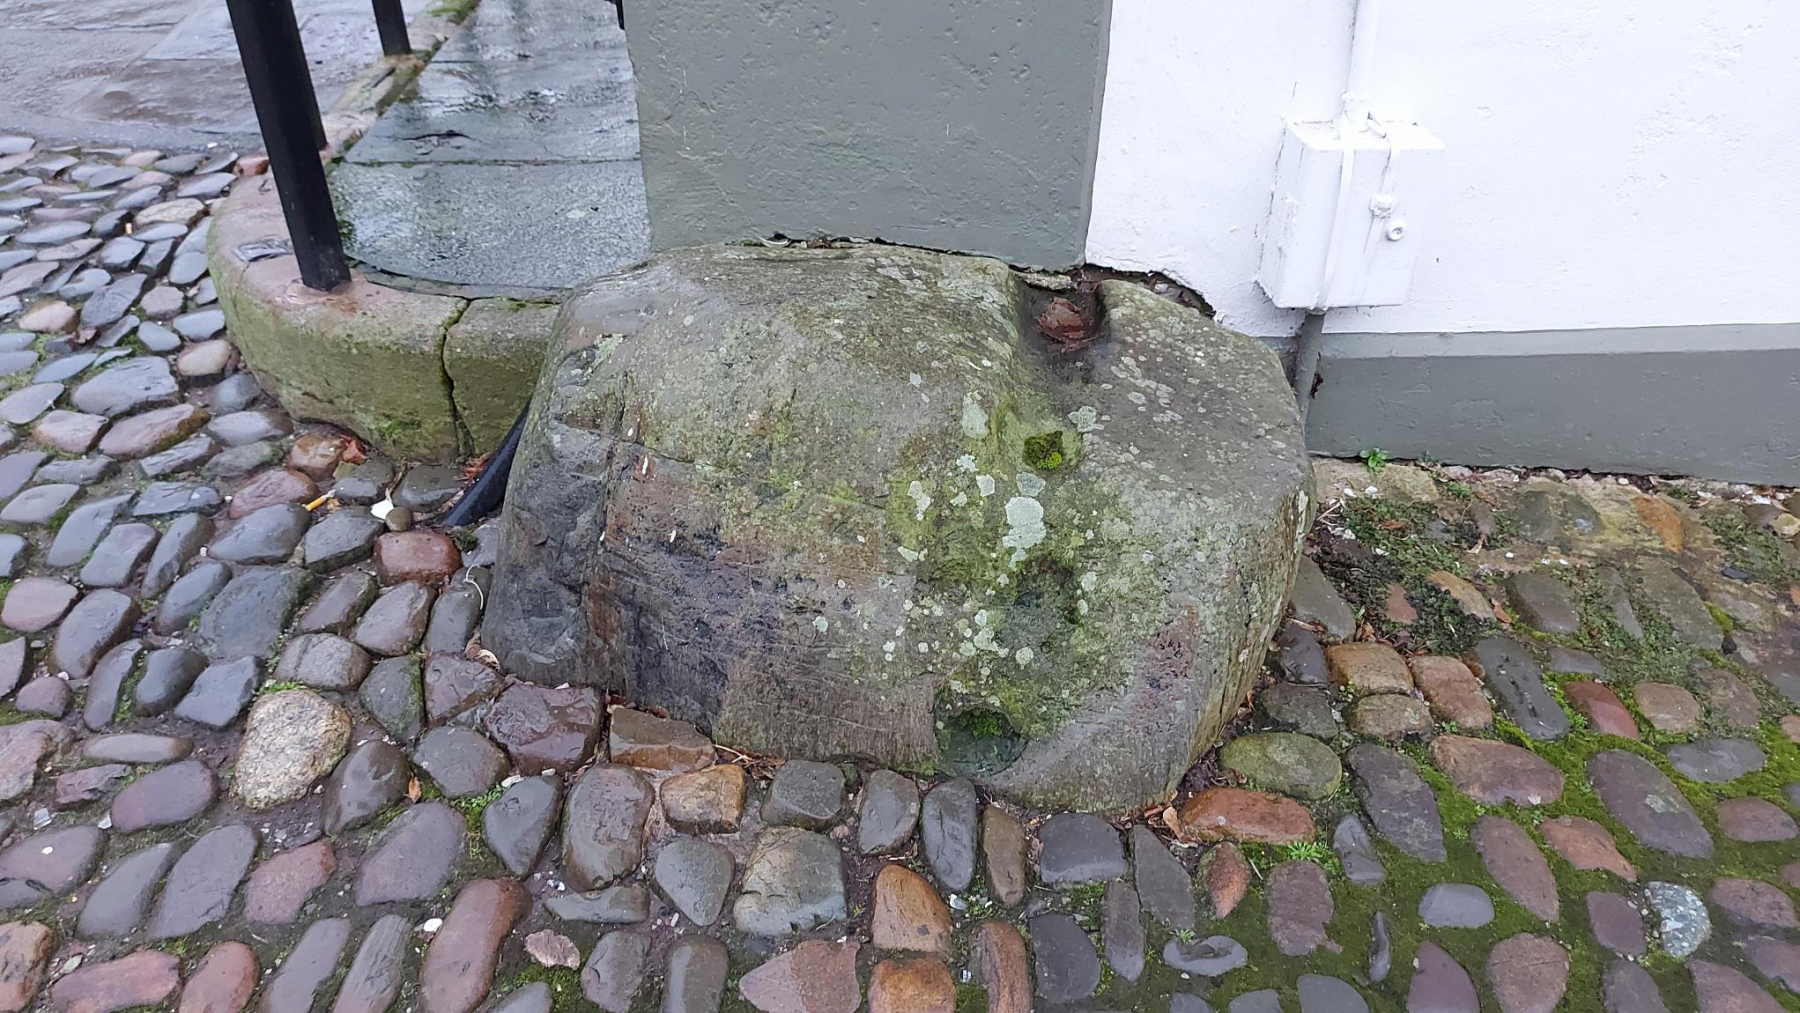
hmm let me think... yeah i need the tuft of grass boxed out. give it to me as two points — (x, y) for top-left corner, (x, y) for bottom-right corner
(1280, 839), (1332, 864)
(449, 783), (506, 834)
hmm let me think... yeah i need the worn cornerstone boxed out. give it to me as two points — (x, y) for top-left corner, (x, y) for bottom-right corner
(486, 244), (1310, 810)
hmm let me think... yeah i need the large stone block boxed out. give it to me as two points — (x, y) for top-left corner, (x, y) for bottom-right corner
(485, 244), (1308, 810)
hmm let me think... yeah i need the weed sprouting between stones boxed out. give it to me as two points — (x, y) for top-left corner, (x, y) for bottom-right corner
(449, 782), (506, 832)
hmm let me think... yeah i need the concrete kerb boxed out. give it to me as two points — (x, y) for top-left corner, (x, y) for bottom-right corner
(209, 177), (466, 460)
(205, 2), (561, 464)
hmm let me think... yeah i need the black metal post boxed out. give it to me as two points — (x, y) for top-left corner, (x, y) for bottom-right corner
(612, 0), (624, 29)
(225, 0), (350, 291)
(372, 0), (412, 56)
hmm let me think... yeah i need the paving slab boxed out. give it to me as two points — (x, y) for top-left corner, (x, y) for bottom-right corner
(334, 161), (648, 292)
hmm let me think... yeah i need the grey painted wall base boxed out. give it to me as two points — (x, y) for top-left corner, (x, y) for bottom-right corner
(1300, 323), (1800, 484)
(625, 0), (1112, 268)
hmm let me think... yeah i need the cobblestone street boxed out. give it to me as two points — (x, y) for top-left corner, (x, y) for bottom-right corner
(3, 131), (1800, 1013)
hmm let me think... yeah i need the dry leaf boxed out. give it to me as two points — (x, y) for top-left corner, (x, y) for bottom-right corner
(461, 453), (491, 483)
(1161, 806), (1183, 838)
(1036, 297), (1091, 349)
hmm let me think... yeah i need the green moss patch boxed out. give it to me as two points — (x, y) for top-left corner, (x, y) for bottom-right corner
(1318, 498), (1500, 655)
(1702, 506), (1800, 587)
(1021, 431), (1068, 471)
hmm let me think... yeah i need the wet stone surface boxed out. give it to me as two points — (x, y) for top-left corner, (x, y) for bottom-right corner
(1346, 745), (1445, 862)
(356, 801), (465, 906)
(1588, 750), (1714, 858)
(1470, 636), (1570, 740)
(1036, 813), (1127, 885)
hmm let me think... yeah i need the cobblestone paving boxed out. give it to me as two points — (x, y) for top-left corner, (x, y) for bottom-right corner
(4, 132), (1800, 1013)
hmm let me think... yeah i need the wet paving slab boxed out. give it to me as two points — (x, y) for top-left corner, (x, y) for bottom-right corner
(331, 161), (648, 293)
(333, 0), (649, 293)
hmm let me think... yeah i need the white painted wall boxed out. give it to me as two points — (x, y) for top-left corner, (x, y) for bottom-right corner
(1086, 0), (1800, 338)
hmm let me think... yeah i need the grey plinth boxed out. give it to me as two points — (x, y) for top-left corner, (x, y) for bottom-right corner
(625, 0), (1113, 268)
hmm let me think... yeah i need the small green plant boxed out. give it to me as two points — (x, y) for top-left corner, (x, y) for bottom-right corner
(449, 783), (506, 829)
(1706, 603), (1736, 634)
(1280, 839), (1333, 864)
(958, 889), (997, 921)
(1171, 927), (1198, 943)
(1358, 448), (1391, 473)
(1063, 881), (1108, 915)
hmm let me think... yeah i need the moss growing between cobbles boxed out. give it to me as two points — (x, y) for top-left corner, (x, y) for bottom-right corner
(1702, 507), (1800, 587)
(498, 964), (583, 1013)
(1215, 558), (1800, 1013)
(1339, 500), (1468, 585)
(1321, 497), (1500, 655)
(449, 782), (506, 833)
(1207, 717), (1800, 1011)
(1437, 702), (1800, 1010)
(112, 673), (145, 724)
(1403, 584), (1501, 660)
(1538, 565), (1693, 686)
